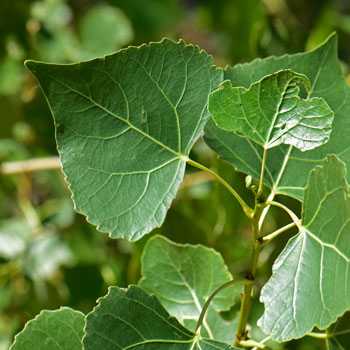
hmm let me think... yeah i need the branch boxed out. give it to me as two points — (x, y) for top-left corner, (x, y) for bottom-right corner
(0, 157), (61, 175)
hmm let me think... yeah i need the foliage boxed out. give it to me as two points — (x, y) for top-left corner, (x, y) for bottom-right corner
(8, 34), (348, 349)
(1, 1), (350, 350)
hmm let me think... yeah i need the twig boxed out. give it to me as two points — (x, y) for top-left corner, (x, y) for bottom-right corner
(0, 157), (61, 174)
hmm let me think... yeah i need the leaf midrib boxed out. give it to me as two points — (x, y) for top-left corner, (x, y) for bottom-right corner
(164, 251), (214, 339)
(265, 76), (296, 149)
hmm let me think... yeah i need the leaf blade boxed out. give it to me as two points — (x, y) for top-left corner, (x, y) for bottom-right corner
(25, 39), (223, 240)
(205, 33), (350, 201)
(139, 235), (237, 343)
(83, 285), (240, 350)
(10, 307), (84, 350)
(258, 155), (350, 341)
(209, 70), (333, 152)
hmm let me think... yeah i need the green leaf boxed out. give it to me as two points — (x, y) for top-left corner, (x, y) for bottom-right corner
(83, 285), (240, 350)
(139, 235), (237, 343)
(79, 4), (133, 60)
(25, 39), (223, 241)
(209, 70), (333, 151)
(258, 155), (350, 341)
(204, 33), (350, 200)
(10, 307), (84, 350)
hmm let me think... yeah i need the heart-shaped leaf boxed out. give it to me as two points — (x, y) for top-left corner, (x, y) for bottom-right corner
(258, 155), (350, 341)
(209, 70), (333, 151)
(25, 39), (223, 241)
(83, 285), (240, 350)
(139, 235), (237, 343)
(10, 307), (84, 350)
(204, 33), (350, 201)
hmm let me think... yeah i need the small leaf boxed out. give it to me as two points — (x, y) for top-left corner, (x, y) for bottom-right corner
(139, 235), (237, 343)
(83, 285), (240, 350)
(10, 307), (84, 350)
(258, 155), (350, 341)
(209, 70), (333, 151)
(25, 39), (223, 241)
(204, 33), (350, 200)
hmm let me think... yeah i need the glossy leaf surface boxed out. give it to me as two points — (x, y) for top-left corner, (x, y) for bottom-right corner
(139, 235), (236, 343)
(205, 34), (349, 200)
(10, 308), (84, 350)
(258, 155), (350, 341)
(25, 39), (222, 241)
(83, 285), (240, 350)
(209, 70), (333, 151)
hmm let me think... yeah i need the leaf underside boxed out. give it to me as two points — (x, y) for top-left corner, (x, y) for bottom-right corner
(10, 307), (84, 350)
(204, 33), (350, 200)
(139, 235), (237, 343)
(83, 285), (240, 350)
(25, 39), (223, 241)
(209, 70), (333, 151)
(258, 155), (350, 341)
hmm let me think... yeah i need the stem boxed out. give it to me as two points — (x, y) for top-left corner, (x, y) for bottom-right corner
(258, 146), (292, 230)
(195, 279), (253, 333)
(234, 203), (264, 346)
(258, 148), (267, 194)
(306, 332), (328, 339)
(261, 222), (297, 247)
(258, 189), (275, 230)
(0, 157), (61, 174)
(186, 158), (253, 217)
(251, 336), (271, 350)
(240, 339), (266, 348)
(266, 201), (303, 231)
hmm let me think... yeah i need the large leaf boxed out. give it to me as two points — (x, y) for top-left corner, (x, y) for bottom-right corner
(83, 285), (240, 350)
(25, 39), (222, 241)
(10, 307), (84, 350)
(204, 33), (350, 200)
(139, 235), (237, 343)
(209, 70), (333, 151)
(258, 155), (350, 341)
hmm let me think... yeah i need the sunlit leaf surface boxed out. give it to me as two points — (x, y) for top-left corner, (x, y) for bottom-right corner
(209, 70), (333, 151)
(258, 155), (350, 341)
(205, 34), (349, 200)
(139, 235), (237, 343)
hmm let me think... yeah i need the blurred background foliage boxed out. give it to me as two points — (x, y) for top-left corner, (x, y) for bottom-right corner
(0, 0), (349, 349)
